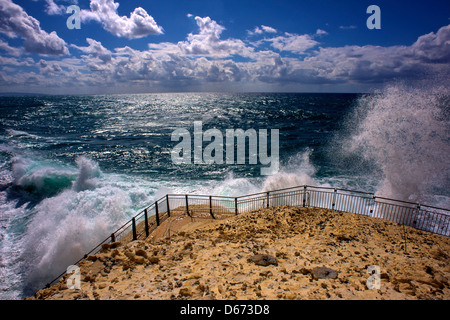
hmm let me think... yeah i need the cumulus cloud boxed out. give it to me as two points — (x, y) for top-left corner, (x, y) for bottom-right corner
(81, 0), (163, 39)
(178, 16), (253, 58)
(43, 0), (66, 15)
(248, 25), (277, 36)
(411, 24), (450, 63)
(265, 32), (319, 54)
(247, 26), (263, 36)
(38, 59), (63, 75)
(261, 25), (277, 33)
(71, 38), (112, 63)
(0, 39), (22, 56)
(0, 0), (68, 55)
(0, 56), (35, 67)
(2, 2), (449, 94)
(301, 32), (450, 85)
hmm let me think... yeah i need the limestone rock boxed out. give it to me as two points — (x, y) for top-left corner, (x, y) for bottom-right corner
(148, 257), (160, 264)
(135, 249), (148, 259)
(248, 254), (278, 266)
(309, 267), (338, 280)
(179, 287), (192, 297)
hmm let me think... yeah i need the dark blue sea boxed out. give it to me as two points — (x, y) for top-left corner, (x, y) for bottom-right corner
(0, 86), (449, 298)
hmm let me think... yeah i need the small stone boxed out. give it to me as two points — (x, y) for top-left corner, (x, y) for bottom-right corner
(135, 249), (148, 258)
(248, 254), (278, 266)
(148, 257), (160, 264)
(298, 268), (310, 275)
(98, 283), (107, 289)
(179, 287), (191, 297)
(285, 292), (296, 300)
(133, 256), (145, 264)
(310, 267), (338, 280)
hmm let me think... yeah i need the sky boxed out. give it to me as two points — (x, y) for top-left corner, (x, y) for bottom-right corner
(0, 0), (449, 94)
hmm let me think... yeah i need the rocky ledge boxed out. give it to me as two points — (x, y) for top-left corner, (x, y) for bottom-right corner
(28, 206), (450, 300)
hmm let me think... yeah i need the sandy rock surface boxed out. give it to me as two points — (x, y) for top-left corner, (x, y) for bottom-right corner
(29, 206), (450, 300)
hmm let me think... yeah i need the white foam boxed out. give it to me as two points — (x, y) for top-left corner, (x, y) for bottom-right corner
(72, 156), (101, 192)
(0, 154), (159, 297)
(347, 83), (450, 206)
(262, 149), (327, 192)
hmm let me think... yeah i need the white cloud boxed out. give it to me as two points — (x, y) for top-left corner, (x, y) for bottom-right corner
(261, 25), (277, 33)
(2, 2), (449, 94)
(43, 0), (66, 15)
(265, 33), (319, 54)
(81, 0), (163, 39)
(0, 56), (35, 67)
(411, 24), (450, 63)
(38, 59), (63, 75)
(71, 38), (112, 63)
(177, 16), (254, 58)
(0, 0), (68, 55)
(248, 25), (277, 36)
(0, 39), (22, 56)
(247, 26), (263, 36)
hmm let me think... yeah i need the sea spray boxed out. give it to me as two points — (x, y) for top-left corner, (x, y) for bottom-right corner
(21, 185), (133, 295)
(262, 149), (325, 192)
(72, 156), (101, 192)
(343, 84), (450, 205)
(0, 155), (157, 297)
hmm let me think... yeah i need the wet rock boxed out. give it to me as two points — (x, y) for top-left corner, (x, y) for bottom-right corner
(248, 254), (278, 266)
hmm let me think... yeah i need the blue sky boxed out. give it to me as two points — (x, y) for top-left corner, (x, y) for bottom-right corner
(0, 0), (449, 94)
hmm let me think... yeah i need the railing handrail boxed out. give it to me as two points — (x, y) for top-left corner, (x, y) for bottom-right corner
(40, 184), (450, 292)
(235, 184), (376, 199)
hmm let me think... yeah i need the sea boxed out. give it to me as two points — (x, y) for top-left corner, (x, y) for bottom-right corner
(0, 83), (449, 299)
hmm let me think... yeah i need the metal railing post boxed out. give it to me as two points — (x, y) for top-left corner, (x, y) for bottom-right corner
(144, 208), (149, 237)
(166, 194), (171, 217)
(235, 197), (238, 215)
(266, 192), (270, 208)
(332, 188), (337, 210)
(132, 217), (137, 241)
(110, 233), (115, 243)
(209, 196), (215, 219)
(185, 194), (190, 216)
(155, 201), (160, 226)
(413, 204), (420, 227)
(303, 186), (306, 207)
